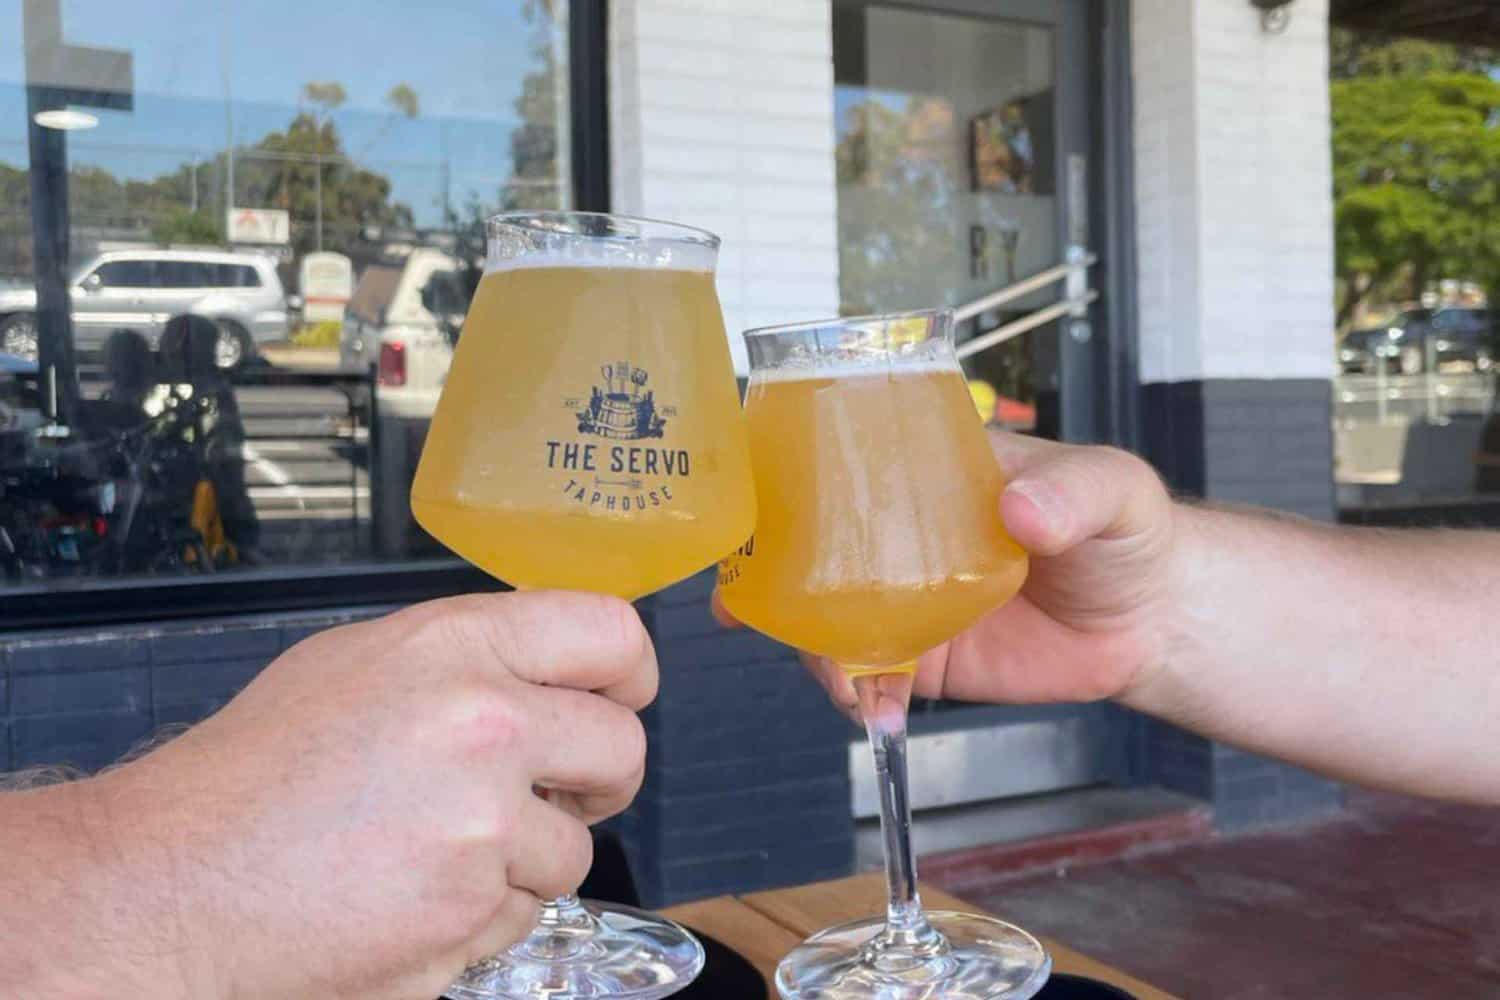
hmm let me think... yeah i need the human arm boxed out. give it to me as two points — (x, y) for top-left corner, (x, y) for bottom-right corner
(732, 432), (1500, 805)
(0, 590), (656, 999)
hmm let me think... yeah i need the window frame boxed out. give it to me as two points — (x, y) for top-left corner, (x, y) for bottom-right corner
(2, 0), (610, 632)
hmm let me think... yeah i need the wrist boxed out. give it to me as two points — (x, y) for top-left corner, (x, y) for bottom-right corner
(79, 764), (225, 999)
(1115, 499), (1209, 716)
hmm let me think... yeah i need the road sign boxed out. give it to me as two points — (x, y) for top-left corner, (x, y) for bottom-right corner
(300, 251), (354, 323)
(227, 207), (291, 245)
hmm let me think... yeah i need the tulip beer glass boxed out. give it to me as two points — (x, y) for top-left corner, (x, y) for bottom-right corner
(413, 212), (756, 999)
(718, 309), (1047, 1000)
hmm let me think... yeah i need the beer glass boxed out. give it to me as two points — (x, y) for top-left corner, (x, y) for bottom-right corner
(412, 212), (756, 999)
(718, 309), (1049, 1000)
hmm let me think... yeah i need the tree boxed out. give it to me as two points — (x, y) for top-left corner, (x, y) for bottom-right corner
(834, 96), (961, 315)
(501, 0), (568, 211)
(1330, 36), (1500, 327)
(300, 81), (347, 120)
(238, 103), (414, 257)
(385, 83), (419, 119)
(1329, 28), (1495, 80)
(151, 208), (222, 245)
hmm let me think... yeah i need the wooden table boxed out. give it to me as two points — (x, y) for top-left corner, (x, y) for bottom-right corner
(664, 872), (1178, 999)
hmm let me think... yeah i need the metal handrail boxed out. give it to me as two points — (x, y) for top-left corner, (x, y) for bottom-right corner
(957, 290), (1100, 360)
(954, 252), (1096, 322)
(953, 248), (1099, 360)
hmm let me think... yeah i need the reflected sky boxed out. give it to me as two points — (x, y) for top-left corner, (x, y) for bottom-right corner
(0, 0), (565, 226)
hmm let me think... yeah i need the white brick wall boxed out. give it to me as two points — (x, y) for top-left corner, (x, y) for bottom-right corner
(609, 0), (841, 374)
(1132, 0), (1335, 383)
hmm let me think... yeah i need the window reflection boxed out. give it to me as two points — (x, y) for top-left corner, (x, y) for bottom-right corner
(1, 0), (574, 588)
(832, 3), (1055, 436)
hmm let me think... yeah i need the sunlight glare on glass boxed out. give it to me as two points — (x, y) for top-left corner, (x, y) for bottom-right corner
(32, 109), (100, 131)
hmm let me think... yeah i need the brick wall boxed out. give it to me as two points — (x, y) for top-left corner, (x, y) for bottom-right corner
(0, 608), (389, 775)
(608, 0), (841, 374)
(632, 569), (852, 907)
(1132, 0), (1334, 383)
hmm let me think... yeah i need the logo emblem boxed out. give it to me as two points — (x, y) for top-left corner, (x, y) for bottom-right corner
(575, 361), (667, 440)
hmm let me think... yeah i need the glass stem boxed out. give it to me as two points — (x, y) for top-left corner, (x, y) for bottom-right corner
(852, 670), (935, 944)
(541, 893), (586, 921)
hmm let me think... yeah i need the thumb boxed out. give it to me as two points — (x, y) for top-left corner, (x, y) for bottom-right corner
(1000, 445), (1170, 557)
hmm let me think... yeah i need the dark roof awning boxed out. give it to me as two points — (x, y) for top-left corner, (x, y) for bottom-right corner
(1330, 0), (1500, 47)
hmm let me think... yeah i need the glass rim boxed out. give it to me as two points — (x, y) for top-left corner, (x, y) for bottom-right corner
(742, 307), (953, 340)
(484, 210), (721, 251)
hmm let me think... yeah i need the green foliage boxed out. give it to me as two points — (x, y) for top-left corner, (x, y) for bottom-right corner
(834, 98), (960, 316)
(235, 111), (414, 256)
(150, 208), (223, 245)
(291, 320), (343, 348)
(385, 83), (419, 119)
(301, 81), (347, 114)
(1330, 35), (1500, 324)
(501, 1), (566, 212)
(1329, 28), (1495, 80)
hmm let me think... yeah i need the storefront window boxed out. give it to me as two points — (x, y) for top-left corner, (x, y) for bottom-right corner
(1330, 31), (1500, 529)
(832, 2), (1057, 435)
(1, 0), (579, 606)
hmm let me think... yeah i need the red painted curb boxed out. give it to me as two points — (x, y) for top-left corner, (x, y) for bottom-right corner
(922, 807), (1215, 897)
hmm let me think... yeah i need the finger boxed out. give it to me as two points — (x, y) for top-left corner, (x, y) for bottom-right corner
(999, 445), (1169, 557)
(710, 590), (741, 629)
(524, 687), (647, 819)
(439, 591), (659, 710)
(987, 428), (1065, 479)
(506, 797), (594, 900)
(465, 888), (542, 966)
(805, 652), (860, 720)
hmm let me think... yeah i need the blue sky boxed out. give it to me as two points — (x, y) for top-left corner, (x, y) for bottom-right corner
(0, 0), (566, 225)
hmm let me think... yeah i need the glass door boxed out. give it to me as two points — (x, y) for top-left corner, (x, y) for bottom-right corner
(832, 0), (1127, 812)
(832, 0), (1094, 442)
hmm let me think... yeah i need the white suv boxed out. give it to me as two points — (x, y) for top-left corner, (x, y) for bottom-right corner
(0, 247), (290, 370)
(339, 247), (463, 418)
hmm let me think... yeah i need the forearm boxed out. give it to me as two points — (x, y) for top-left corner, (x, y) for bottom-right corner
(0, 775), (207, 998)
(1127, 503), (1500, 803)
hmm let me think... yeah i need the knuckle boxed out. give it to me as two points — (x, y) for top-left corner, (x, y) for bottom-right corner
(602, 597), (651, 668)
(620, 711), (649, 775)
(455, 689), (529, 760)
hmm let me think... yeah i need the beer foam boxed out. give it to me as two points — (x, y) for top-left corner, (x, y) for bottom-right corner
(749, 356), (963, 383)
(485, 239), (717, 274)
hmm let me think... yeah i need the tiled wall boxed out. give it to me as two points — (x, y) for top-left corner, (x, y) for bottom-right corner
(608, 0), (842, 374)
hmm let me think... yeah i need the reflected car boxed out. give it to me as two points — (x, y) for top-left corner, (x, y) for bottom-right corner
(1339, 308), (1495, 375)
(339, 247), (464, 419)
(0, 351), (41, 435)
(0, 248), (290, 370)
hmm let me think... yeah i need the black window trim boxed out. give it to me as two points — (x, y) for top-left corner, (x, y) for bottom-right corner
(3, 0), (608, 633)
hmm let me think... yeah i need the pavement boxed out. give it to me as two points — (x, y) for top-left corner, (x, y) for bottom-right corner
(930, 790), (1500, 999)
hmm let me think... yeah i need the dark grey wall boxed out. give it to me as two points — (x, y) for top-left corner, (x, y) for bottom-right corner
(0, 607), (390, 775)
(1137, 377), (1344, 830)
(632, 569), (854, 907)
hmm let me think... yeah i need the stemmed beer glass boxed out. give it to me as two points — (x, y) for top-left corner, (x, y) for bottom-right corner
(718, 309), (1050, 1000)
(412, 211), (757, 999)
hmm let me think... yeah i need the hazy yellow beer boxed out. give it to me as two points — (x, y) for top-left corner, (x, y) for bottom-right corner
(718, 324), (1027, 669)
(411, 229), (755, 601)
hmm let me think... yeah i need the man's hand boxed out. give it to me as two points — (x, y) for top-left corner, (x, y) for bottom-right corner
(719, 432), (1180, 717)
(5, 591), (656, 1000)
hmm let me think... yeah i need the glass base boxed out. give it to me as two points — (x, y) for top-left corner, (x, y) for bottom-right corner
(446, 899), (705, 1000)
(775, 910), (1051, 1000)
